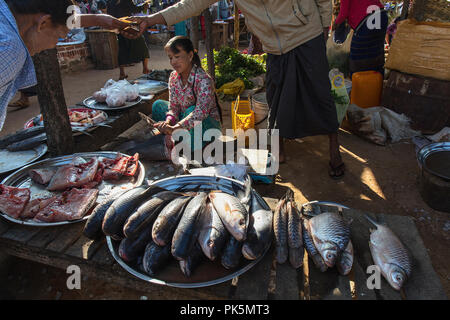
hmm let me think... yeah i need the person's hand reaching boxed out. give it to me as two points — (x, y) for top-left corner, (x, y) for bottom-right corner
(120, 14), (166, 39)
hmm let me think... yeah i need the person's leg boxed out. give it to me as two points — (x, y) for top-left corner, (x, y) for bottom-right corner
(142, 58), (150, 74)
(328, 132), (345, 179)
(151, 100), (169, 122)
(119, 66), (128, 80)
(8, 91), (30, 108)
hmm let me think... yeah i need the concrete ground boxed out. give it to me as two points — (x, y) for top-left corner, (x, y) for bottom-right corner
(0, 45), (449, 300)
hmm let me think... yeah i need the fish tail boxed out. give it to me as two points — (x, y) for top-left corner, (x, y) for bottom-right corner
(241, 174), (252, 205)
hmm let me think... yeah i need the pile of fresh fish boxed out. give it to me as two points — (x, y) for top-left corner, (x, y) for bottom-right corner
(273, 193), (353, 275)
(0, 126), (47, 152)
(83, 176), (274, 278)
(273, 189), (305, 269)
(366, 215), (412, 291)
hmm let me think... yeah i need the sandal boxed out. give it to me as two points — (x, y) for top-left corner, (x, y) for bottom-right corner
(8, 100), (30, 109)
(118, 75), (129, 80)
(329, 161), (346, 180)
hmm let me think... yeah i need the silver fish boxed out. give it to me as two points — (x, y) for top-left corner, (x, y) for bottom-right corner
(302, 219), (328, 272)
(179, 242), (205, 277)
(366, 215), (412, 291)
(309, 211), (351, 268)
(336, 240), (354, 276)
(171, 192), (208, 261)
(209, 191), (249, 242)
(287, 202), (304, 269)
(242, 193), (273, 260)
(221, 236), (242, 269)
(273, 196), (288, 264)
(197, 201), (229, 261)
(152, 196), (192, 246)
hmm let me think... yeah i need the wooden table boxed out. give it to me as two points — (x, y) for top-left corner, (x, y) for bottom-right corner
(0, 184), (446, 299)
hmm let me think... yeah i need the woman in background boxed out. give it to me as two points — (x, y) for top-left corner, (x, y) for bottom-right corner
(107, 0), (150, 80)
(333, 0), (388, 76)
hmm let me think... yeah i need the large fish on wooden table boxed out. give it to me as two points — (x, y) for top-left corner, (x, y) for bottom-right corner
(209, 191), (249, 242)
(242, 192), (273, 261)
(366, 215), (412, 291)
(308, 211), (351, 268)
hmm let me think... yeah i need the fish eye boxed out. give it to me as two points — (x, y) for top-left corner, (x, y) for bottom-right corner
(239, 218), (245, 226)
(326, 253), (334, 260)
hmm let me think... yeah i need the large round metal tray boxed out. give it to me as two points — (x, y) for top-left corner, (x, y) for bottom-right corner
(132, 79), (168, 96)
(83, 96), (142, 111)
(106, 174), (272, 288)
(0, 144), (48, 175)
(0, 151), (146, 227)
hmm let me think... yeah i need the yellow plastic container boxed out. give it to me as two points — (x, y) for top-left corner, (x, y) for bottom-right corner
(231, 97), (255, 133)
(350, 71), (383, 108)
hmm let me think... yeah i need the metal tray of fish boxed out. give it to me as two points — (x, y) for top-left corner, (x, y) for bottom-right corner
(83, 96), (142, 111)
(106, 174), (272, 288)
(0, 151), (146, 227)
(132, 79), (168, 96)
(0, 144), (48, 175)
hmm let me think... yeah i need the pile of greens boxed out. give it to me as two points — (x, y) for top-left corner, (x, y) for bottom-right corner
(202, 47), (267, 90)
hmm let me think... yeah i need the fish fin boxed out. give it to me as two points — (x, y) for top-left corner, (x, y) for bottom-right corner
(240, 174), (252, 205)
(364, 214), (380, 229)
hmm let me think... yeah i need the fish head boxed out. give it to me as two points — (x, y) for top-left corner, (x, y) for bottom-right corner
(387, 265), (408, 290)
(317, 242), (339, 267)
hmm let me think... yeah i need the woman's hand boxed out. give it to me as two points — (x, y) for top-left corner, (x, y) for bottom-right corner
(154, 121), (181, 135)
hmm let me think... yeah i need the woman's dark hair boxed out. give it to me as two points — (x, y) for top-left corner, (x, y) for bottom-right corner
(165, 36), (202, 69)
(6, 0), (75, 26)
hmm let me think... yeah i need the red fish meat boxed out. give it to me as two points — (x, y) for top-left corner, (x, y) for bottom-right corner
(0, 184), (31, 219)
(28, 168), (57, 185)
(47, 157), (99, 191)
(33, 188), (99, 222)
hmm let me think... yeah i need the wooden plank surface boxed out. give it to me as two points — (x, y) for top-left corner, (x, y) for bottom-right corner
(45, 223), (84, 253)
(64, 234), (105, 261)
(233, 245), (274, 300)
(274, 261), (301, 300)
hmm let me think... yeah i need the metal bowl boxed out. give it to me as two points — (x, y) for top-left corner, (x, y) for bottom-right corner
(417, 142), (450, 212)
(106, 174), (272, 288)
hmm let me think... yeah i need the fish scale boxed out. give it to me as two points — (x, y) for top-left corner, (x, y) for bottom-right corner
(273, 197), (288, 264)
(370, 225), (412, 276)
(309, 212), (351, 253)
(302, 219), (328, 272)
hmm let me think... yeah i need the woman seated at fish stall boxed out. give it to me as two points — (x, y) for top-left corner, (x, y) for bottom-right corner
(151, 36), (222, 152)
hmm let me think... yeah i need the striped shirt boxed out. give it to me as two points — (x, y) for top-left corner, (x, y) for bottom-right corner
(0, 0), (37, 131)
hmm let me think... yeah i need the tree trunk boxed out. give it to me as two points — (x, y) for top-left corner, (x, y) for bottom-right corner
(33, 49), (74, 157)
(190, 16), (200, 51)
(203, 9), (215, 81)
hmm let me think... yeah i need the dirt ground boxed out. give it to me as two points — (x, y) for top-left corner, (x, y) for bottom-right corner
(0, 44), (449, 300)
